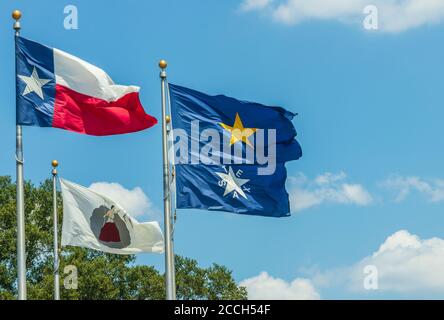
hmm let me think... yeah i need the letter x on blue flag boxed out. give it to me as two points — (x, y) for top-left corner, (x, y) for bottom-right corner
(169, 83), (302, 217)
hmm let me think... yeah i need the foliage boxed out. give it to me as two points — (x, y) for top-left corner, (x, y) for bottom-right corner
(0, 176), (247, 300)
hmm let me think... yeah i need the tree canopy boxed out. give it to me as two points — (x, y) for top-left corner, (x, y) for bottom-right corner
(0, 176), (247, 300)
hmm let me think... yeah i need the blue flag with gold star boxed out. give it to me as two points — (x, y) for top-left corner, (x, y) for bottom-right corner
(169, 83), (302, 217)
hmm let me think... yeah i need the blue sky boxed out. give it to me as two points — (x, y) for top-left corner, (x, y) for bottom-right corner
(2, 0), (444, 299)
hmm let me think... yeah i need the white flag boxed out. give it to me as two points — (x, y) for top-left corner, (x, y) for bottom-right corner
(60, 178), (164, 254)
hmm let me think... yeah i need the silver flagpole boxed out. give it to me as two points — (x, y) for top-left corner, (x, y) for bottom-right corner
(159, 59), (176, 300)
(166, 83), (177, 299)
(13, 9), (27, 301)
(51, 160), (60, 300)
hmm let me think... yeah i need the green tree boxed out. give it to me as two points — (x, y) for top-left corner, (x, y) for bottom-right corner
(0, 176), (247, 300)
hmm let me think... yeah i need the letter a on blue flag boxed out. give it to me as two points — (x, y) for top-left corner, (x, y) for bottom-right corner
(169, 84), (302, 217)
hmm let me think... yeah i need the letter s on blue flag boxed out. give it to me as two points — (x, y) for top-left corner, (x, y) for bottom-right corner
(169, 84), (302, 217)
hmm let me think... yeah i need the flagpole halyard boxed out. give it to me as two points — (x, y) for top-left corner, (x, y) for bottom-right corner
(13, 9), (27, 301)
(160, 59), (176, 300)
(52, 160), (60, 300)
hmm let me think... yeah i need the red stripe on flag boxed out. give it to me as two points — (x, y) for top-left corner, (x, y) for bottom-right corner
(52, 84), (157, 136)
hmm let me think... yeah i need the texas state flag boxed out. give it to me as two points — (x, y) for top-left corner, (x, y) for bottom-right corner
(15, 36), (157, 136)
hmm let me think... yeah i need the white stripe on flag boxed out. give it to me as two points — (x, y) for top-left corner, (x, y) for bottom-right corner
(53, 48), (140, 102)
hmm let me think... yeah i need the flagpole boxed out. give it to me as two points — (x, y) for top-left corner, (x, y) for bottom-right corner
(159, 59), (176, 300)
(51, 160), (60, 300)
(167, 88), (177, 300)
(13, 9), (27, 301)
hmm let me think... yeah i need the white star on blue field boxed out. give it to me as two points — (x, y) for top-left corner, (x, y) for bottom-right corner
(18, 66), (51, 100)
(1, 0), (444, 299)
(216, 167), (250, 199)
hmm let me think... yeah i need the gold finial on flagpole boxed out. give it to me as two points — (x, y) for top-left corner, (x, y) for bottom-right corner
(12, 10), (22, 32)
(165, 115), (171, 123)
(12, 10), (22, 20)
(159, 59), (167, 69)
(52, 160), (58, 175)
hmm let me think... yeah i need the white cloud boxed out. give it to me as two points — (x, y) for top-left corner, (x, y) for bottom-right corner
(240, 272), (320, 300)
(382, 175), (444, 202)
(245, 230), (444, 298)
(88, 182), (156, 218)
(314, 230), (444, 294)
(240, 0), (444, 32)
(289, 172), (373, 212)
